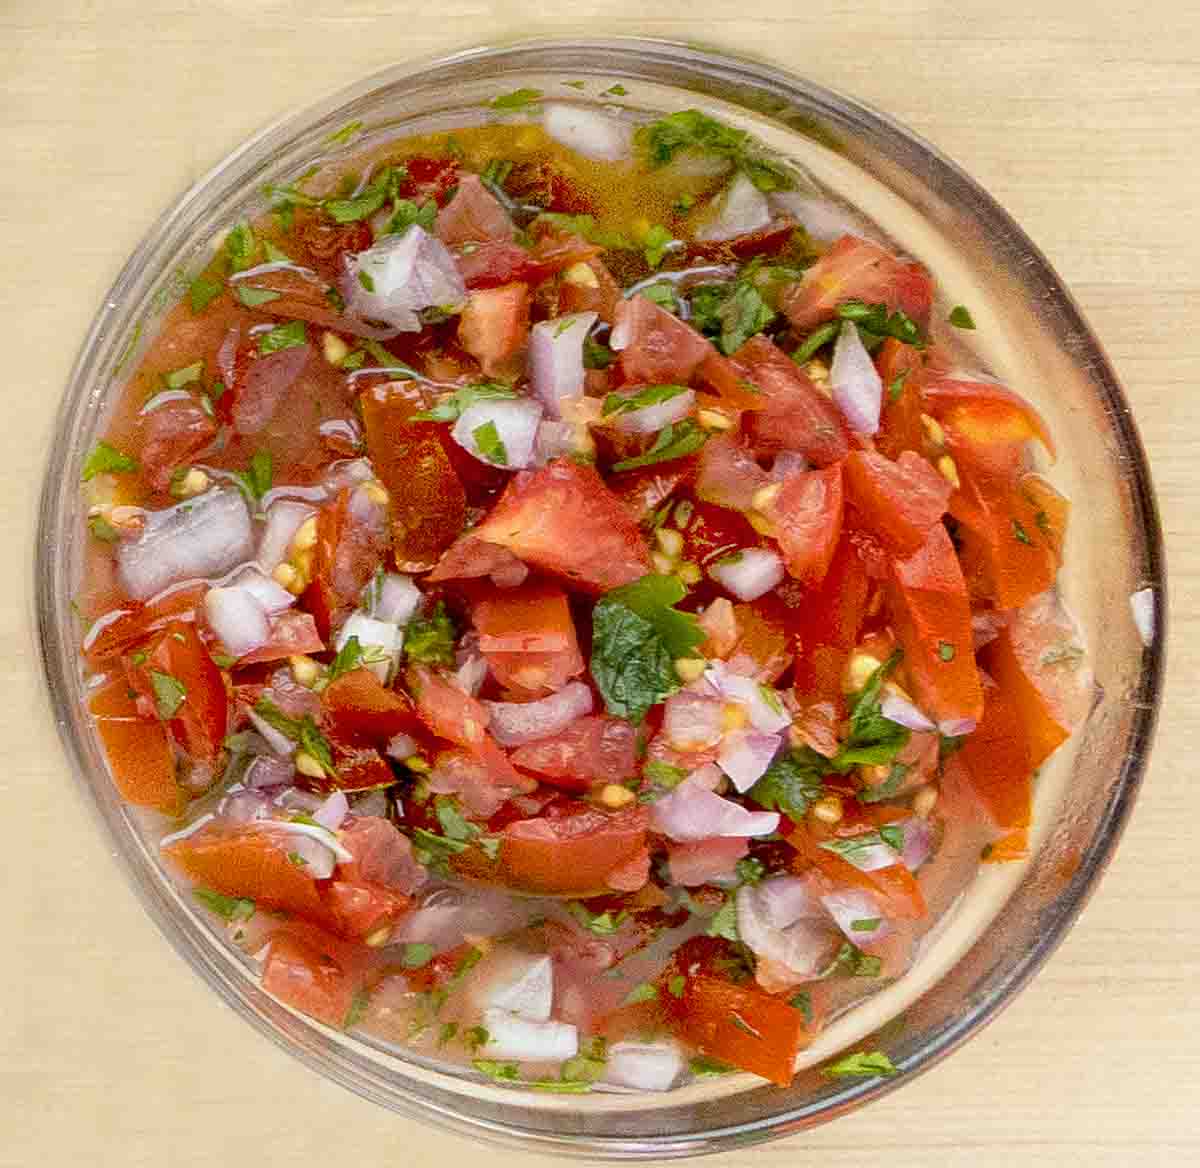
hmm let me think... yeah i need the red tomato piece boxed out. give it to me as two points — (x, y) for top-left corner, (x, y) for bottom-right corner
(611, 294), (711, 386)
(457, 282), (530, 377)
(554, 255), (622, 323)
(610, 465), (693, 523)
(295, 214), (374, 271)
(885, 524), (983, 725)
(322, 667), (423, 746)
(508, 715), (638, 792)
(694, 349), (771, 412)
(324, 880), (412, 942)
(734, 335), (849, 466)
(473, 581), (576, 653)
(138, 396), (218, 492)
(360, 382), (466, 572)
(1019, 473), (1069, 564)
(433, 459), (652, 593)
(497, 804), (649, 896)
(396, 156), (461, 206)
(725, 603), (792, 683)
(763, 465), (845, 586)
(843, 449), (951, 553)
(679, 498), (765, 569)
(83, 582), (208, 664)
(956, 680), (1033, 833)
(486, 647), (587, 698)
(408, 664), (491, 749)
(695, 434), (772, 512)
(90, 675), (180, 813)
(261, 928), (361, 1028)
(338, 816), (427, 893)
(874, 339), (928, 461)
(780, 234), (933, 332)
(237, 610), (324, 665)
(924, 377), (1055, 460)
(434, 174), (515, 246)
(685, 219), (801, 264)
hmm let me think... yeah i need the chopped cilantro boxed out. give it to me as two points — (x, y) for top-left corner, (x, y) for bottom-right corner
(325, 120), (364, 146)
(857, 762), (911, 804)
(413, 382), (518, 422)
(400, 943), (435, 969)
(357, 270), (376, 293)
(257, 320), (307, 355)
(938, 640), (956, 662)
(837, 300), (923, 347)
(623, 982), (659, 1005)
(642, 224), (676, 268)
(463, 1025), (490, 1052)
(533, 211), (634, 251)
(343, 988), (371, 1028)
(164, 361), (203, 389)
(253, 698), (336, 777)
(851, 917), (882, 932)
(231, 449), (273, 506)
(706, 892), (739, 941)
(193, 888), (255, 922)
(643, 759), (687, 788)
(489, 88), (543, 111)
(611, 419), (708, 472)
(748, 746), (826, 818)
(689, 1054), (734, 1077)
(224, 222), (257, 272)
(149, 670), (186, 720)
(404, 600), (458, 666)
(1012, 519), (1034, 546)
(735, 856), (765, 885)
(948, 305), (976, 330)
(566, 903), (629, 936)
(434, 796), (481, 844)
(690, 278), (776, 355)
(889, 368), (910, 402)
(602, 83), (628, 97)
(472, 419), (508, 465)
(81, 441), (138, 482)
(385, 198), (437, 236)
(790, 990), (813, 1024)
(636, 110), (792, 192)
(791, 320), (840, 365)
(235, 285), (282, 308)
(666, 974), (686, 999)
(829, 651), (910, 770)
(561, 1036), (608, 1083)
(473, 1059), (520, 1082)
(602, 383), (690, 417)
(823, 941), (882, 978)
(582, 334), (615, 370)
(327, 636), (365, 682)
(823, 1050), (898, 1078)
(188, 273), (224, 313)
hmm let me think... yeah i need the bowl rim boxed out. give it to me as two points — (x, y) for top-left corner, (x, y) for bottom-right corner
(35, 34), (1168, 1159)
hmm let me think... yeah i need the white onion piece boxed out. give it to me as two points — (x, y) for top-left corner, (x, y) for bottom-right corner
(483, 681), (593, 747)
(708, 547), (785, 602)
(386, 732), (418, 761)
(821, 888), (889, 944)
(938, 716), (978, 737)
(833, 836), (900, 873)
(604, 1041), (685, 1092)
(717, 729), (782, 793)
(392, 889), (529, 952)
(478, 953), (554, 1022)
(262, 820), (354, 864)
(452, 398), (543, 469)
(274, 788), (323, 815)
(529, 312), (597, 417)
(363, 572), (422, 625)
(897, 816), (933, 871)
(695, 173), (771, 242)
(831, 322), (883, 436)
(755, 875), (825, 929)
(1130, 587), (1155, 646)
(662, 691), (724, 751)
(318, 457), (376, 497)
(230, 567), (296, 614)
(257, 503), (314, 569)
(880, 691), (936, 733)
(312, 791), (350, 831)
(204, 586), (270, 657)
(220, 789), (272, 823)
(612, 389), (695, 435)
(343, 226), (466, 331)
(117, 488), (253, 601)
(479, 1009), (578, 1062)
(243, 755), (295, 789)
(335, 613), (404, 682)
(767, 191), (865, 243)
(704, 664), (792, 734)
(542, 104), (633, 161)
(247, 710), (295, 758)
(649, 776), (780, 842)
(737, 881), (833, 978)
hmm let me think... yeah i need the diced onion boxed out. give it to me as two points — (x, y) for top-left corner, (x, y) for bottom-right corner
(830, 321), (883, 435)
(261, 820), (354, 864)
(1130, 587), (1155, 646)
(343, 226), (466, 332)
(612, 389), (695, 435)
(335, 613), (404, 682)
(542, 104), (633, 161)
(247, 711), (294, 757)
(483, 681), (593, 747)
(694, 173), (771, 242)
(649, 776), (780, 842)
(767, 191), (865, 243)
(737, 879), (834, 979)
(880, 691), (936, 732)
(363, 572), (422, 625)
(716, 729), (782, 793)
(662, 691), (724, 751)
(452, 397), (543, 470)
(312, 791), (350, 831)
(479, 1009), (578, 1062)
(478, 953), (554, 1022)
(229, 567), (296, 614)
(604, 1041), (685, 1092)
(703, 663), (792, 733)
(204, 585), (270, 657)
(708, 547), (785, 602)
(243, 755), (295, 789)
(820, 888), (889, 944)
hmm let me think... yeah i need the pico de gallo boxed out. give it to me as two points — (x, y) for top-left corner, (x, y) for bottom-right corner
(76, 96), (1092, 1092)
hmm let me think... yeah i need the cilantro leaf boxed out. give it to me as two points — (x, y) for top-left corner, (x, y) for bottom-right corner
(404, 600), (457, 666)
(253, 698), (336, 777)
(792, 321), (840, 365)
(434, 796), (481, 843)
(583, 334), (615, 370)
(327, 636), (365, 682)
(231, 450), (273, 505)
(193, 888), (255, 922)
(836, 300), (923, 347)
(856, 762), (911, 804)
(822, 1050), (898, 1078)
(224, 222), (257, 272)
(164, 361), (203, 389)
(643, 759), (687, 788)
(149, 670), (186, 720)
(400, 942), (435, 969)
(590, 602), (676, 723)
(561, 1036), (608, 1083)
(823, 941), (882, 978)
(385, 199), (437, 236)
(748, 747), (826, 818)
(689, 1054), (734, 1077)
(948, 305), (976, 330)
(412, 382), (518, 422)
(706, 892), (739, 941)
(235, 285), (282, 308)
(623, 982), (658, 1005)
(472, 419), (508, 465)
(343, 988), (371, 1029)
(257, 320), (307, 355)
(602, 383), (690, 417)
(189, 273), (224, 314)
(473, 1059), (520, 1082)
(636, 110), (792, 193)
(566, 902), (629, 936)
(81, 440), (138, 482)
(611, 419), (708, 472)
(490, 88), (543, 111)
(533, 212), (634, 250)
(642, 224), (676, 269)
(690, 279), (776, 355)
(829, 651), (910, 771)
(602, 573), (705, 659)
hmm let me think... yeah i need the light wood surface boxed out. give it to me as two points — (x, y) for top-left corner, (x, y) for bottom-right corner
(3, 3), (1196, 1166)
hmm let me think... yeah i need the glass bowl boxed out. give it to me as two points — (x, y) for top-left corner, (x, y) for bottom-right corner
(35, 36), (1166, 1159)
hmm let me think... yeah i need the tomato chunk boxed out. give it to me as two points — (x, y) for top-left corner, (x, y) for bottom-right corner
(924, 377), (1055, 460)
(90, 675), (180, 813)
(360, 382), (466, 572)
(844, 449), (951, 553)
(956, 680), (1033, 833)
(885, 524), (983, 725)
(457, 283), (530, 376)
(324, 880), (412, 942)
(611, 294), (710, 386)
(83, 582), (207, 664)
(262, 927), (362, 1028)
(509, 716), (638, 792)
(874, 339), (927, 460)
(434, 174), (515, 246)
(763, 465), (844, 586)
(322, 667), (423, 746)
(138, 396), (218, 492)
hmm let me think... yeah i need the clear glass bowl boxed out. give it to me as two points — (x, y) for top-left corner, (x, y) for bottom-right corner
(35, 37), (1166, 1158)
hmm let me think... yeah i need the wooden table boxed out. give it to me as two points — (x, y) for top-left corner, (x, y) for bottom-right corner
(3, 4), (1195, 1165)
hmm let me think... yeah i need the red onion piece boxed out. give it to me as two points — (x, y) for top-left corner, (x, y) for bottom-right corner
(716, 729), (783, 793)
(661, 691), (724, 752)
(483, 681), (594, 747)
(217, 326), (239, 386)
(313, 791), (350, 831)
(220, 789), (272, 823)
(247, 710), (294, 757)
(880, 691), (936, 733)
(649, 776), (780, 842)
(897, 816), (934, 871)
(243, 755), (295, 789)
(340, 817), (426, 893)
(528, 312), (597, 417)
(479, 1010), (578, 1062)
(703, 664), (791, 733)
(820, 888), (889, 944)
(534, 419), (576, 465)
(830, 321), (883, 435)
(938, 716), (978, 737)
(451, 397), (543, 469)
(342, 226), (466, 331)
(695, 436), (771, 511)
(666, 836), (748, 886)
(737, 879), (835, 979)
(695, 173), (771, 242)
(767, 191), (866, 243)
(769, 450), (809, 480)
(364, 572), (421, 624)
(708, 547), (784, 602)
(543, 104), (633, 161)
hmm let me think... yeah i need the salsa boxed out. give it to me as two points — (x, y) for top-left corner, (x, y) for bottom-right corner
(76, 97), (1092, 1092)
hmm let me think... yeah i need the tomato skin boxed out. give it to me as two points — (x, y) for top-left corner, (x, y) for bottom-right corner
(397, 156), (461, 206)
(844, 449), (951, 554)
(90, 675), (180, 813)
(262, 927), (362, 1028)
(780, 234), (933, 332)
(734, 336), (849, 466)
(324, 880), (412, 941)
(497, 804), (649, 895)
(764, 465), (845, 586)
(138, 396), (218, 492)
(457, 282), (530, 377)
(694, 350), (770, 413)
(885, 524), (983, 725)
(509, 715), (638, 792)
(435, 459), (652, 593)
(874, 339), (927, 460)
(473, 581), (585, 696)
(236, 611), (324, 665)
(924, 377), (1055, 459)
(360, 383), (467, 573)
(434, 174), (515, 246)
(611, 294), (711, 386)
(83, 582), (207, 664)
(126, 621), (227, 763)
(610, 464), (693, 523)
(322, 668), (424, 746)
(956, 680), (1033, 833)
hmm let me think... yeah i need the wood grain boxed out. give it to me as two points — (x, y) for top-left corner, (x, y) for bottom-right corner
(2, 3), (1196, 1166)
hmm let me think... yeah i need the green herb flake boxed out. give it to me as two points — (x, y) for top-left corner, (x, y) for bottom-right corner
(749, 747), (826, 819)
(823, 1049), (899, 1078)
(829, 651), (910, 771)
(235, 285), (282, 308)
(603, 383), (690, 418)
(472, 418), (508, 466)
(823, 941), (882, 979)
(688, 1054), (734, 1077)
(602, 83), (628, 97)
(948, 305), (976, 330)
(224, 222), (257, 273)
(533, 211), (633, 251)
(851, 917), (882, 932)
(561, 1036), (608, 1083)
(257, 320), (307, 355)
(888, 368), (910, 402)
(1012, 519), (1034, 546)
(672, 193), (696, 214)
(385, 198), (438, 236)
(164, 361), (203, 389)
(562, 80), (587, 90)
(193, 888), (255, 922)
(642, 224), (676, 269)
(343, 988), (371, 1029)
(473, 1059), (521, 1082)
(690, 278), (776, 355)
(232, 449), (273, 505)
(938, 640), (956, 662)
(463, 1025), (490, 1052)
(341, 349), (366, 371)
(413, 382), (518, 423)
(706, 893), (739, 941)
(666, 974), (686, 999)
(735, 856), (765, 885)
(582, 334), (615, 370)
(148, 670), (186, 720)
(566, 902), (629, 936)
(792, 321), (840, 365)
(404, 600), (458, 666)
(636, 110), (792, 192)
(837, 300), (923, 347)
(611, 419), (708, 472)
(188, 274), (224, 314)
(489, 88), (543, 111)
(400, 942), (435, 969)
(857, 762), (910, 804)
(81, 441), (138, 482)
(325, 120), (364, 146)
(730, 1012), (763, 1039)
(790, 990), (813, 1024)
(623, 982), (659, 1006)
(643, 759), (688, 788)
(437, 1021), (459, 1048)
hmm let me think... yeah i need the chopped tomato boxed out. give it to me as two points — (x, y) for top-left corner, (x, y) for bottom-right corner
(924, 377), (1055, 460)
(324, 880), (412, 941)
(262, 926), (363, 1028)
(236, 611), (324, 666)
(408, 664), (490, 749)
(164, 824), (328, 923)
(434, 174), (515, 246)
(433, 460), (652, 593)
(695, 435), (771, 512)
(725, 603), (792, 683)
(874, 338), (927, 460)
(322, 667), (423, 746)
(843, 449), (951, 553)
(138, 396), (217, 492)
(90, 675), (180, 814)
(82, 582), (207, 664)
(474, 581), (585, 695)
(685, 219), (801, 264)
(497, 804), (649, 895)
(611, 294), (710, 386)
(555, 255), (622, 322)
(956, 679), (1033, 833)
(396, 155), (461, 206)
(295, 213), (374, 270)
(982, 590), (1092, 769)
(678, 498), (764, 570)
(610, 464), (693, 522)
(509, 715), (638, 792)
(734, 336), (849, 466)
(360, 382), (466, 572)
(338, 816), (426, 892)
(763, 465), (844, 586)
(126, 621), (227, 763)
(780, 234), (933, 332)
(885, 524), (983, 725)
(1018, 472), (1069, 564)
(694, 349), (770, 412)
(508, 160), (597, 214)
(457, 283), (530, 376)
